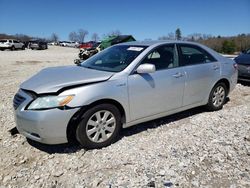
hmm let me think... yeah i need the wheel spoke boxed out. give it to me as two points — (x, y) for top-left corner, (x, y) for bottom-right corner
(87, 127), (98, 136)
(95, 112), (102, 122)
(88, 120), (98, 127)
(100, 130), (108, 141)
(93, 131), (101, 142)
(105, 126), (115, 133)
(106, 117), (115, 125)
(218, 87), (223, 94)
(102, 111), (111, 122)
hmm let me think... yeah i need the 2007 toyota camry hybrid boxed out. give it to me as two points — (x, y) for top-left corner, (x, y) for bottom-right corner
(13, 41), (238, 149)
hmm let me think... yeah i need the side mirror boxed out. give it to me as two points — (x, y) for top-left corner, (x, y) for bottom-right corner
(136, 63), (156, 74)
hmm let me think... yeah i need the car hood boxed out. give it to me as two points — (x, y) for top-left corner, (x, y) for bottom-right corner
(235, 54), (250, 65)
(20, 65), (114, 94)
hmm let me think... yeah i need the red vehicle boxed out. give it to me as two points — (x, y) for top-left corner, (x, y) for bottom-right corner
(79, 41), (98, 49)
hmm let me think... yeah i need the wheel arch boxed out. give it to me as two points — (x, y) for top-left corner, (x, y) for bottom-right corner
(214, 78), (230, 95)
(66, 98), (126, 144)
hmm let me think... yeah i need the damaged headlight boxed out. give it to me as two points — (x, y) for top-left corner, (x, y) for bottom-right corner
(27, 95), (74, 110)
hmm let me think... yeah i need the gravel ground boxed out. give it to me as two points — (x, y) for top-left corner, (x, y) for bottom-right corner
(0, 46), (249, 188)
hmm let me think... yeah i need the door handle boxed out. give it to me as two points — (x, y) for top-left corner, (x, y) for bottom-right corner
(173, 72), (183, 78)
(213, 65), (219, 70)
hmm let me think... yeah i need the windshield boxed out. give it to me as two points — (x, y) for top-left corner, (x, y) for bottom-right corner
(246, 49), (250, 54)
(80, 45), (147, 72)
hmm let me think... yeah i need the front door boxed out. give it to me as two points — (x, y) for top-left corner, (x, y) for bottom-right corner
(128, 44), (185, 121)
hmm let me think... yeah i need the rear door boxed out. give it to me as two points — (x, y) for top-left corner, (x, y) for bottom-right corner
(128, 44), (185, 121)
(177, 44), (220, 106)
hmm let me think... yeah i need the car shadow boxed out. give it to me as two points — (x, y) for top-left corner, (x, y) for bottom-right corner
(24, 98), (230, 154)
(121, 106), (205, 137)
(27, 139), (82, 154)
(121, 97), (230, 137)
(238, 80), (250, 86)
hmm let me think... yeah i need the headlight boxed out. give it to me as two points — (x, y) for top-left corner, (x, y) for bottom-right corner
(27, 95), (74, 110)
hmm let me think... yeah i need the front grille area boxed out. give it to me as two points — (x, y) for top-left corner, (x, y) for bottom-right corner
(13, 93), (26, 110)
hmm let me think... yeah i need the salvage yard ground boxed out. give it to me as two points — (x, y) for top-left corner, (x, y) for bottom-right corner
(0, 46), (249, 187)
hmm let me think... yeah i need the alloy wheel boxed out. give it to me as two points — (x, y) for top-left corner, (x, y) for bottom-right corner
(86, 110), (116, 143)
(212, 86), (225, 107)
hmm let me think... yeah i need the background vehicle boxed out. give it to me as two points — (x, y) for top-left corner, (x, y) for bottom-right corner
(79, 41), (99, 49)
(78, 42), (101, 60)
(234, 49), (250, 81)
(99, 35), (135, 50)
(60, 41), (78, 47)
(29, 40), (48, 50)
(14, 41), (237, 149)
(0, 39), (25, 50)
(77, 35), (135, 60)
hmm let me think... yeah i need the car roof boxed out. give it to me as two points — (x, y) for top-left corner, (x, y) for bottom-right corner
(117, 40), (202, 47)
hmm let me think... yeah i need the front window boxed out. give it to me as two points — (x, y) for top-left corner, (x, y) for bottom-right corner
(80, 45), (147, 72)
(141, 44), (179, 70)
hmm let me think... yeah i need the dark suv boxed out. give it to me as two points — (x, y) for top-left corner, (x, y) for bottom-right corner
(29, 40), (48, 50)
(234, 49), (250, 82)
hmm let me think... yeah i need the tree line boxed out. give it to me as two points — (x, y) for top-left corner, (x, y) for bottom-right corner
(158, 28), (250, 54)
(0, 29), (122, 44)
(1, 28), (250, 54)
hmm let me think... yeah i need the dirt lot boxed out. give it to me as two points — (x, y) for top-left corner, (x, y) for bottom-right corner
(0, 46), (249, 188)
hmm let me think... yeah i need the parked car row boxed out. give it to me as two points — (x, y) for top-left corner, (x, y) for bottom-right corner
(0, 39), (49, 51)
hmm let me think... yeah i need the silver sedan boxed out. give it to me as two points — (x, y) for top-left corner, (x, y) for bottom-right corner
(13, 41), (238, 149)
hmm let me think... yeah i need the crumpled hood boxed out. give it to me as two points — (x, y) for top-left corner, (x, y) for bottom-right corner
(20, 65), (114, 93)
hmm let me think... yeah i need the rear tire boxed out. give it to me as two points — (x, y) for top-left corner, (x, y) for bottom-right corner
(206, 82), (227, 111)
(22, 45), (25, 50)
(76, 104), (121, 149)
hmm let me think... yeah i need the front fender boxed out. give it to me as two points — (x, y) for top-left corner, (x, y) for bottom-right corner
(60, 78), (130, 121)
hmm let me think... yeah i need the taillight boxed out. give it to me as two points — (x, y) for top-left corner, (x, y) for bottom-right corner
(233, 63), (238, 70)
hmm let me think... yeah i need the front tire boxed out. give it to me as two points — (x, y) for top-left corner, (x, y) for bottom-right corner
(11, 46), (15, 51)
(76, 104), (121, 149)
(206, 82), (227, 111)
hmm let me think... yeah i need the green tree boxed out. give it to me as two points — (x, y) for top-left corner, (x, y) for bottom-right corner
(222, 40), (236, 54)
(175, 28), (181, 40)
